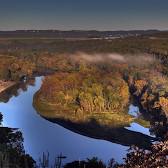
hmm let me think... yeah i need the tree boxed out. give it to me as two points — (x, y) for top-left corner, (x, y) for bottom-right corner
(119, 140), (168, 168)
(134, 80), (147, 96)
(159, 97), (168, 117)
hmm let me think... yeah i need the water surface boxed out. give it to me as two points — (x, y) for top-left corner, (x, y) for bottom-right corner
(0, 76), (154, 164)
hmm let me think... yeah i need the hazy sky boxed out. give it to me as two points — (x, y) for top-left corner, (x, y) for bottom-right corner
(0, 0), (168, 30)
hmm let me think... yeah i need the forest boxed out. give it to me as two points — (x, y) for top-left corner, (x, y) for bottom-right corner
(33, 51), (168, 139)
(0, 32), (168, 167)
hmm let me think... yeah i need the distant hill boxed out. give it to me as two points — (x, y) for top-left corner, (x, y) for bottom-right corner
(144, 31), (168, 39)
(0, 30), (160, 39)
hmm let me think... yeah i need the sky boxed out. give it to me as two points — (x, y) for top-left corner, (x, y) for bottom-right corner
(0, 0), (168, 31)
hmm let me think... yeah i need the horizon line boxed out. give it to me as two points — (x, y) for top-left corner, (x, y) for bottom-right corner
(0, 29), (167, 32)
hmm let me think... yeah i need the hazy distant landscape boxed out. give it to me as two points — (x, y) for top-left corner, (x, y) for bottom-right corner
(0, 29), (160, 39)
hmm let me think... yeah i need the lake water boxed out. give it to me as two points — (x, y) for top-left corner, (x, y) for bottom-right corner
(0, 76), (155, 165)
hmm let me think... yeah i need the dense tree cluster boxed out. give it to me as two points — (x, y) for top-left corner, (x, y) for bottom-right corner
(0, 56), (35, 81)
(0, 113), (36, 168)
(118, 140), (168, 168)
(127, 71), (168, 139)
(35, 68), (129, 122)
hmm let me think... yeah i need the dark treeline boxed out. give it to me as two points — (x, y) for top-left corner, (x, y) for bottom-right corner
(0, 30), (159, 38)
(0, 113), (36, 168)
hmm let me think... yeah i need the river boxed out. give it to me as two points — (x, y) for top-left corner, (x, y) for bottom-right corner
(0, 76), (155, 165)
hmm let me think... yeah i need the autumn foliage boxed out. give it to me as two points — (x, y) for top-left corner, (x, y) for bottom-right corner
(36, 68), (130, 121)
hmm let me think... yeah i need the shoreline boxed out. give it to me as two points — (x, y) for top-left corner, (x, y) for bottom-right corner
(0, 80), (16, 94)
(42, 116), (156, 149)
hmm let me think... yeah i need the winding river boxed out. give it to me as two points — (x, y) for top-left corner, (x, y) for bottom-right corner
(0, 76), (155, 165)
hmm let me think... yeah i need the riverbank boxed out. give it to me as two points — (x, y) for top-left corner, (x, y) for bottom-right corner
(42, 116), (155, 149)
(33, 89), (133, 128)
(0, 80), (16, 94)
(33, 89), (157, 150)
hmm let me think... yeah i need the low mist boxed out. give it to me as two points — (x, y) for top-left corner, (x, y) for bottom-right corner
(72, 52), (155, 65)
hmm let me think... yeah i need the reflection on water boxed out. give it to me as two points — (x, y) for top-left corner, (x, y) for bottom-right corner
(125, 123), (151, 137)
(128, 104), (139, 117)
(128, 105), (155, 138)
(0, 78), (36, 103)
(0, 77), (155, 164)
